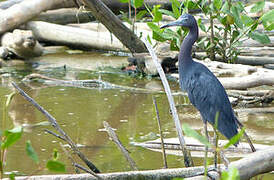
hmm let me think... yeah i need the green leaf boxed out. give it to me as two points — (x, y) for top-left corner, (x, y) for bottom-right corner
(223, 128), (245, 149)
(147, 22), (160, 33)
(231, 6), (243, 29)
(53, 148), (59, 160)
(2, 126), (23, 149)
(221, 166), (240, 180)
(186, 0), (199, 10)
(171, 0), (181, 18)
(119, 0), (128, 3)
(221, 1), (230, 14)
(241, 14), (254, 27)
(249, 31), (270, 44)
(46, 160), (66, 172)
(182, 123), (212, 147)
(159, 9), (175, 18)
(250, 1), (265, 13)
(265, 23), (274, 31)
(213, 0), (222, 10)
(26, 140), (39, 164)
(231, 30), (240, 43)
(131, 0), (144, 8)
(198, 18), (206, 32)
(260, 9), (274, 23)
(152, 5), (162, 22)
(136, 10), (147, 20)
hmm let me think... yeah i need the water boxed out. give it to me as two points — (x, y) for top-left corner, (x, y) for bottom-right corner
(1, 51), (274, 179)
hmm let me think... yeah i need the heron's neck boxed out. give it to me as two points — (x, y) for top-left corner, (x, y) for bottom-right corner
(179, 25), (198, 67)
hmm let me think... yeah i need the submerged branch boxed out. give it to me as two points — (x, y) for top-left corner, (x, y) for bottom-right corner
(103, 121), (138, 171)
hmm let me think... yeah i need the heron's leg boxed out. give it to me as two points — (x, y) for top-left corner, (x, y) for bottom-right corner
(236, 119), (256, 152)
(203, 121), (209, 175)
(213, 129), (218, 169)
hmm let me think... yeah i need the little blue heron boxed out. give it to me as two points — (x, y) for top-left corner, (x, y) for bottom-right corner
(161, 14), (256, 152)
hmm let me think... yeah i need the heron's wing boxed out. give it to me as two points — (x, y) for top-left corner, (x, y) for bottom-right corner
(186, 64), (238, 139)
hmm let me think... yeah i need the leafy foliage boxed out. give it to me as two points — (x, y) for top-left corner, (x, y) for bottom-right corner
(26, 140), (39, 164)
(46, 160), (66, 173)
(146, 0), (273, 63)
(221, 166), (240, 180)
(1, 126), (23, 149)
(182, 123), (212, 147)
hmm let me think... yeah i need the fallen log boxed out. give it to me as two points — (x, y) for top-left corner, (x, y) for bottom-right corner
(35, 8), (94, 25)
(195, 52), (274, 66)
(219, 72), (274, 90)
(6, 147), (274, 180)
(5, 165), (215, 180)
(0, 0), (179, 14)
(0, 0), (66, 35)
(25, 21), (127, 51)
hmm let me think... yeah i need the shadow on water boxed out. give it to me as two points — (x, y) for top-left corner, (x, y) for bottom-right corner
(0, 51), (274, 179)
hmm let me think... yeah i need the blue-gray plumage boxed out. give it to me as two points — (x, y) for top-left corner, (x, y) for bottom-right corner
(160, 14), (239, 142)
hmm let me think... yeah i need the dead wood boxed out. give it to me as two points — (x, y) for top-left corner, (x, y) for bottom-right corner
(22, 73), (163, 93)
(153, 97), (168, 168)
(82, 0), (148, 53)
(142, 38), (194, 167)
(219, 72), (274, 90)
(195, 52), (274, 66)
(8, 165), (215, 180)
(35, 8), (94, 25)
(103, 121), (138, 171)
(25, 21), (127, 51)
(0, 0), (175, 12)
(0, 0), (65, 35)
(6, 147), (274, 180)
(229, 147), (274, 180)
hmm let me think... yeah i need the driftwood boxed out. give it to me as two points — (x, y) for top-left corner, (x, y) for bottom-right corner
(22, 73), (163, 93)
(25, 21), (127, 51)
(6, 147), (274, 180)
(7, 165), (216, 180)
(0, 0), (176, 13)
(1, 29), (43, 59)
(82, 0), (147, 53)
(103, 121), (138, 171)
(132, 137), (273, 158)
(0, 0), (65, 35)
(35, 8), (94, 25)
(219, 72), (274, 90)
(195, 52), (274, 66)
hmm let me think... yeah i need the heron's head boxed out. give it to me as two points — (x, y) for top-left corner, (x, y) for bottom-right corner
(160, 14), (197, 29)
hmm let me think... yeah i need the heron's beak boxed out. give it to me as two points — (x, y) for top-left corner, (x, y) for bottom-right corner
(160, 18), (186, 29)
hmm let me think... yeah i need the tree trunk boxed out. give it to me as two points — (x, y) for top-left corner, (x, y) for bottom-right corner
(81, 0), (148, 53)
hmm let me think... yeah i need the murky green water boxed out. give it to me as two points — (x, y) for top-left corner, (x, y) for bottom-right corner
(1, 51), (274, 179)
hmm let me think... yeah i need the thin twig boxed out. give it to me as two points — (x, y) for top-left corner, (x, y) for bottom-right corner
(44, 129), (66, 141)
(11, 82), (100, 173)
(74, 163), (103, 180)
(60, 142), (80, 174)
(103, 121), (138, 170)
(152, 97), (168, 168)
(142, 38), (194, 167)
